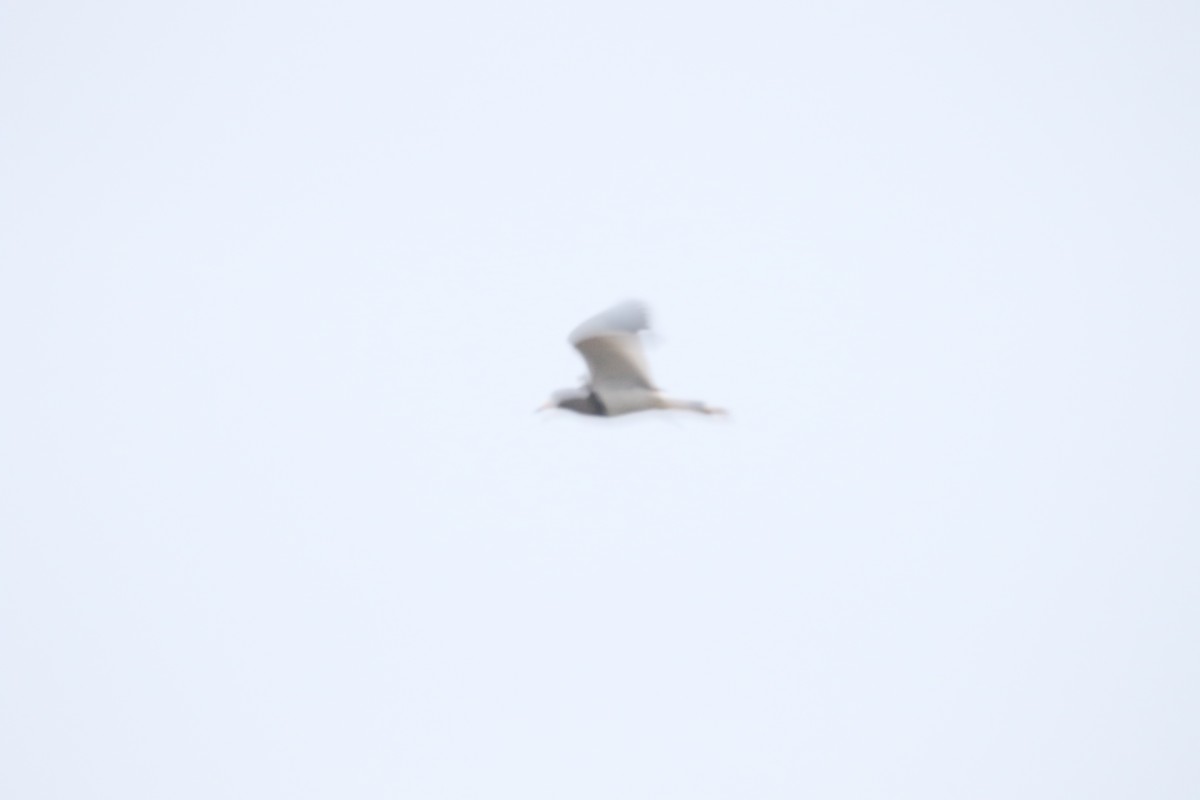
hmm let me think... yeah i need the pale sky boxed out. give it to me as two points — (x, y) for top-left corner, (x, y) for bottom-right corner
(2, 1), (1198, 798)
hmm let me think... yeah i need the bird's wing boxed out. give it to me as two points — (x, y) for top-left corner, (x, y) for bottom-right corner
(569, 301), (657, 391)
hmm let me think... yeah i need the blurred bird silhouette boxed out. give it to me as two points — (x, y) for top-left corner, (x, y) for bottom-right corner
(539, 300), (726, 417)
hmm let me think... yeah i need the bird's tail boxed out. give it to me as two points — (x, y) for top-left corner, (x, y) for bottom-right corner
(656, 396), (728, 416)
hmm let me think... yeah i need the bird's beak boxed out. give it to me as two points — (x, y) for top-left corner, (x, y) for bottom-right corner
(535, 401), (554, 413)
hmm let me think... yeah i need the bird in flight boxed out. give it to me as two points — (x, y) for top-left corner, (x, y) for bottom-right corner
(538, 300), (726, 417)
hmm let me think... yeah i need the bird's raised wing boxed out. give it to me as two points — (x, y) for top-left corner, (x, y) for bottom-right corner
(568, 300), (657, 391)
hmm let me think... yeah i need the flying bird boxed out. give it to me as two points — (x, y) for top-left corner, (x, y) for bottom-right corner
(539, 300), (726, 417)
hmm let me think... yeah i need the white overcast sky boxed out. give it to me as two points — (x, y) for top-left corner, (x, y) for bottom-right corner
(2, 1), (1198, 798)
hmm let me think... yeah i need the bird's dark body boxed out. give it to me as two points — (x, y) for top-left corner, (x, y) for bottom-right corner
(558, 390), (608, 416)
